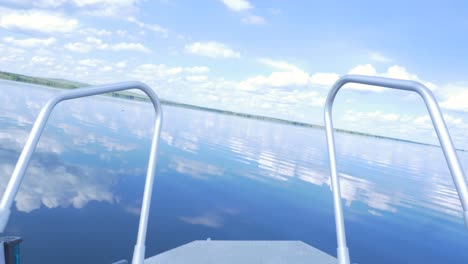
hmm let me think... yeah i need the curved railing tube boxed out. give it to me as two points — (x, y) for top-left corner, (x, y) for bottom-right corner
(324, 75), (468, 264)
(0, 81), (163, 264)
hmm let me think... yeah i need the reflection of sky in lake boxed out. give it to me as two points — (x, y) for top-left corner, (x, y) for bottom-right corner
(1, 80), (467, 263)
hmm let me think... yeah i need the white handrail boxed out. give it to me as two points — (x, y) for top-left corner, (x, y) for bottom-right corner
(0, 81), (163, 264)
(324, 75), (468, 264)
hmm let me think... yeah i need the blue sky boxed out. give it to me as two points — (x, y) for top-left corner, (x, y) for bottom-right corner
(1, 0), (468, 147)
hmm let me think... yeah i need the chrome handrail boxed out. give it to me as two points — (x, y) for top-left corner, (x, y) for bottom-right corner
(324, 75), (468, 264)
(0, 81), (163, 264)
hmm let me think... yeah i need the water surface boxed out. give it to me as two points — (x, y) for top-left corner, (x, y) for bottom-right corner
(0, 80), (467, 263)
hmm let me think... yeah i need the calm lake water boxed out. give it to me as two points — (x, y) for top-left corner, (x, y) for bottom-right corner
(0, 80), (467, 263)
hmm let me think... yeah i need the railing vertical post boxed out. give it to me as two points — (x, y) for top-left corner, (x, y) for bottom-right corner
(0, 82), (163, 264)
(324, 83), (350, 264)
(131, 90), (162, 264)
(324, 74), (468, 264)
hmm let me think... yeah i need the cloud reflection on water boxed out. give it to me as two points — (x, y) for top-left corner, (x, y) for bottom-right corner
(0, 81), (152, 213)
(162, 102), (467, 222)
(0, 79), (466, 225)
(2, 81), (468, 264)
(179, 213), (223, 228)
(0, 149), (116, 213)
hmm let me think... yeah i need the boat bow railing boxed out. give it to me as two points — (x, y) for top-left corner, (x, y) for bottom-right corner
(0, 81), (163, 264)
(324, 75), (468, 264)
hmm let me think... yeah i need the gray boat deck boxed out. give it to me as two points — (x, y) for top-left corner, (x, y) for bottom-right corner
(145, 240), (337, 264)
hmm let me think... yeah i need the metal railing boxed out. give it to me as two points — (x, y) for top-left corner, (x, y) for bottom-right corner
(324, 75), (468, 264)
(0, 82), (163, 264)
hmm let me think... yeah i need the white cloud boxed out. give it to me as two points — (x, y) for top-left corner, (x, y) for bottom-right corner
(345, 64), (437, 92)
(85, 36), (102, 45)
(185, 41), (240, 59)
(412, 113), (464, 129)
(220, 0), (252, 11)
(127, 17), (168, 35)
(310, 72), (340, 86)
(72, 0), (140, 16)
(440, 88), (468, 112)
(349, 63), (378, 76)
(443, 114), (463, 125)
(65, 38), (150, 53)
(344, 110), (401, 122)
(238, 70), (309, 91)
(3, 36), (56, 48)
(184, 66), (210, 74)
(31, 56), (56, 66)
(0, 43), (25, 55)
(116, 30), (127, 37)
(2, 0), (68, 8)
(412, 115), (430, 126)
(0, 8), (79, 33)
(99, 65), (113, 72)
(73, 0), (128, 6)
(64, 42), (92, 53)
(4, 0), (141, 16)
(258, 58), (301, 72)
(384, 66), (437, 91)
(115, 61), (127, 68)
(385, 65), (417, 81)
(186, 75), (208, 82)
(131, 63), (195, 81)
(219, 0), (263, 26)
(241, 15), (266, 25)
(239, 59), (311, 91)
(346, 64), (384, 92)
(281, 90), (325, 107)
(254, 63), (436, 93)
(78, 27), (112, 36)
(369, 52), (392, 62)
(78, 59), (103, 67)
(110, 42), (150, 52)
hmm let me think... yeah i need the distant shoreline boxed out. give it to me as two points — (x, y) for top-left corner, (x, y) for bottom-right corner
(1, 70), (465, 152)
